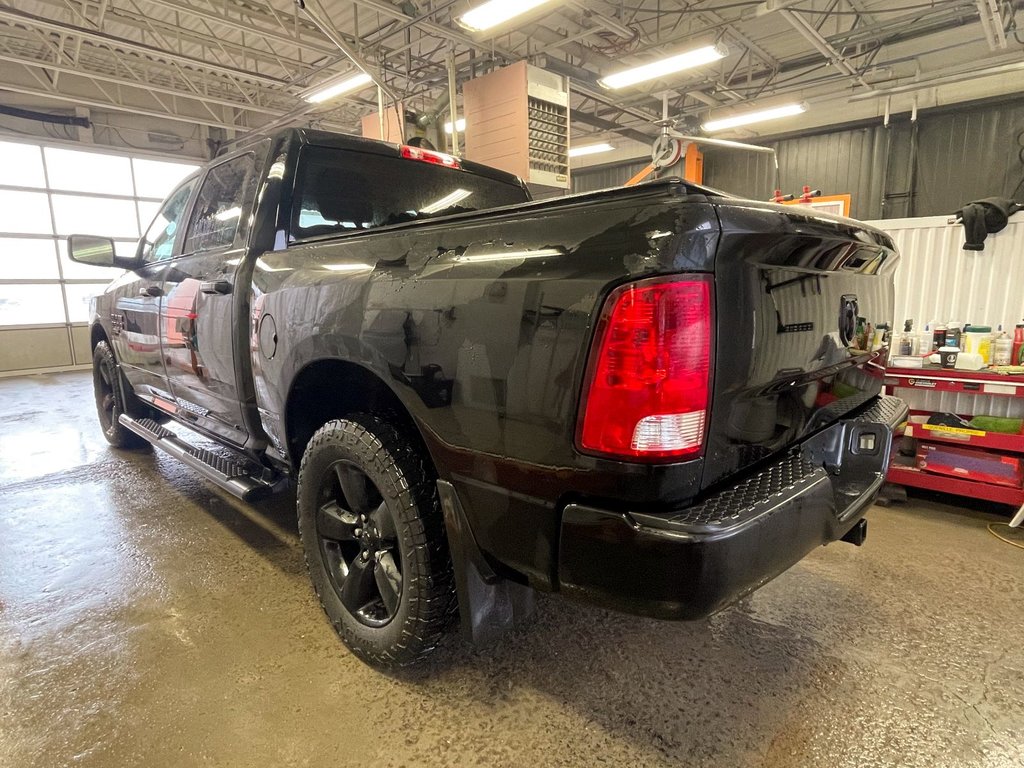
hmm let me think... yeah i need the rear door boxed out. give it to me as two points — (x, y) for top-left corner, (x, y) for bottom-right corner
(111, 176), (198, 404)
(160, 150), (262, 447)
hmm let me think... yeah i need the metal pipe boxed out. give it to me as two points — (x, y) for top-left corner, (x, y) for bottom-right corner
(446, 45), (460, 157)
(0, 82), (250, 131)
(672, 134), (777, 154)
(0, 7), (286, 86)
(129, 0), (336, 55)
(849, 58), (1024, 100)
(779, 9), (871, 88)
(295, 0), (398, 103)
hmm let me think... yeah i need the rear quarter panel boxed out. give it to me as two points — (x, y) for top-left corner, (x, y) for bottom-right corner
(252, 184), (718, 585)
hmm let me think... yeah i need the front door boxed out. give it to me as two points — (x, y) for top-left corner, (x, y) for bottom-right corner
(161, 151), (260, 447)
(111, 177), (197, 404)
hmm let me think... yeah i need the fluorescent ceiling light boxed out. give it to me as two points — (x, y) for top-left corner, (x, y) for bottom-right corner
(304, 72), (373, 103)
(568, 143), (614, 158)
(458, 0), (555, 32)
(443, 118), (466, 133)
(420, 188), (472, 214)
(702, 102), (807, 132)
(600, 44), (727, 89)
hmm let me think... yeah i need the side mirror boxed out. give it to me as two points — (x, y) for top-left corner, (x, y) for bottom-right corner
(67, 235), (137, 271)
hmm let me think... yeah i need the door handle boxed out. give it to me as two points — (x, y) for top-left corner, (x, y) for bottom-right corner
(200, 280), (232, 295)
(139, 285), (162, 297)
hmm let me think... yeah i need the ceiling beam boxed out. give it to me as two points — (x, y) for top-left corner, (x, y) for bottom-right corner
(136, 0), (338, 55)
(0, 49), (291, 116)
(779, 9), (872, 88)
(0, 80), (246, 130)
(0, 8), (288, 87)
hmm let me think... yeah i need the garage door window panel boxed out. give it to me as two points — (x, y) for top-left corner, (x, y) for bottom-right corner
(0, 190), (53, 235)
(183, 154), (254, 254)
(132, 158), (199, 199)
(0, 284), (66, 326)
(44, 147), (134, 196)
(0, 238), (60, 280)
(63, 283), (107, 323)
(51, 195), (139, 240)
(0, 141), (46, 188)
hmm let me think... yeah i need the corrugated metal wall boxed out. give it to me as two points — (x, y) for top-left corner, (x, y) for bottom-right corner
(867, 213), (1024, 418)
(573, 99), (1024, 214)
(915, 101), (1024, 215)
(704, 125), (890, 219)
(572, 158), (649, 193)
(871, 214), (1024, 332)
(701, 98), (1024, 220)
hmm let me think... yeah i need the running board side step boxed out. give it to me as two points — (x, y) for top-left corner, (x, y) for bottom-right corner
(119, 414), (282, 502)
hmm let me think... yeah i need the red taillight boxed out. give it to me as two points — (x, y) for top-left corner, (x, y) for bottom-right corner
(577, 276), (713, 461)
(400, 144), (461, 169)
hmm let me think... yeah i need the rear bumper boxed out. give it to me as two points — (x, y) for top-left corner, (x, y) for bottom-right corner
(556, 395), (907, 620)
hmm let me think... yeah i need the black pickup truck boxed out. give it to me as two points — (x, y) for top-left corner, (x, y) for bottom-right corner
(70, 128), (906, 668)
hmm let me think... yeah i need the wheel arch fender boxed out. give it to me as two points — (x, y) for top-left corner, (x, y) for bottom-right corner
(282, 356), (434, 473)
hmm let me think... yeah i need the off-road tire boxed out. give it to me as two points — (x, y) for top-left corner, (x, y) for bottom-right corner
(297, 414), (456, 668)
(92, 341), (151, 450)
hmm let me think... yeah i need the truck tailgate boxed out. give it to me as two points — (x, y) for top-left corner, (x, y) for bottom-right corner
(703, 200), (899, 491)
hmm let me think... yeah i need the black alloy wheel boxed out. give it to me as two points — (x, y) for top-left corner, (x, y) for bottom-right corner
(316, 460), (403, 627)
(92, 341), (148, 449)
(297, 415), (456, 668)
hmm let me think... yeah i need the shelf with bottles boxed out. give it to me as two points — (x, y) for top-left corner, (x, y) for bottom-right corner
(889, 319), (1024, 372)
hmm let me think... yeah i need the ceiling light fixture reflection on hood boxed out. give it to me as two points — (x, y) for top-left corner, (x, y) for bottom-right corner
(455, 248), (562, 263)
(420, 188), (473, 214)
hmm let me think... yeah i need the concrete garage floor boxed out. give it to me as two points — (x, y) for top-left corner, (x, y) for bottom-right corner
(1, 372), (1022, 768)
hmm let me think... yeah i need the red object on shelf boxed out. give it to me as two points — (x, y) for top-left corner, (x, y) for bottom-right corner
(886, 464), (1024, 506)
(883, 366), (1024, 398)
(915, 443), (1023, 488)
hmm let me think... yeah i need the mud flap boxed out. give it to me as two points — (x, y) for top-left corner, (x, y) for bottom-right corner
(437, 480), (536, 647)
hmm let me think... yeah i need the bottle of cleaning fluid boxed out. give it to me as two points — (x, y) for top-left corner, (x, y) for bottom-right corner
(994, 330), (1013, 366)
(899, 319), (914, 356)
(919, 323), (934, 356)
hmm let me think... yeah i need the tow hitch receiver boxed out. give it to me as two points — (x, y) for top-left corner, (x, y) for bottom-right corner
(841, 517), (868, 546)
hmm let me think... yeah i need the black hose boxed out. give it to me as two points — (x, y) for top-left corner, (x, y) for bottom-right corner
(0, 104), (90, 128)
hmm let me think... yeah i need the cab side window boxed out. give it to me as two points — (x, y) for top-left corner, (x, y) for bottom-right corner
(183, 153), (255, 254)
(139, 178), (197, 264)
